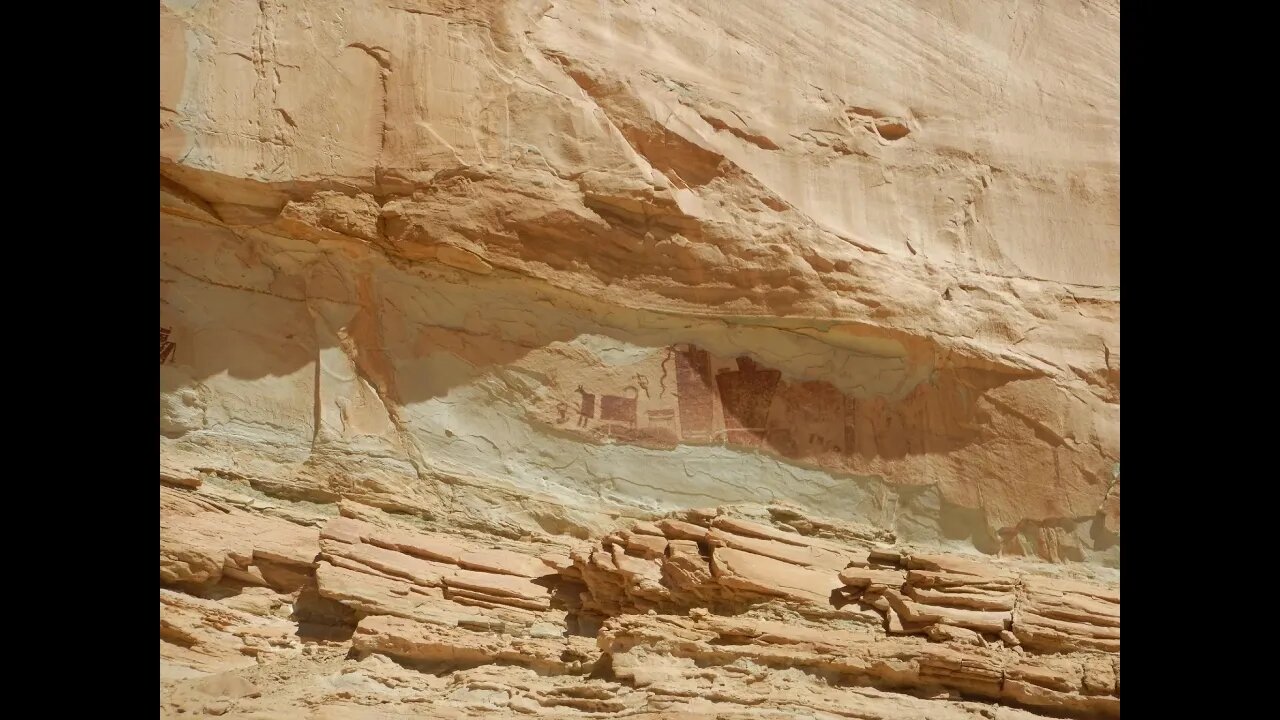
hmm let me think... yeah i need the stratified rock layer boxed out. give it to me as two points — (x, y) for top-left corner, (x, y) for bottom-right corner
(160, 481), (1118, 718)
(160, 0), (1118, 716)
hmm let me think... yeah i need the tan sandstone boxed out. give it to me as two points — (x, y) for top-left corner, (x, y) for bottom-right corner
(160, 0), (1119, 717)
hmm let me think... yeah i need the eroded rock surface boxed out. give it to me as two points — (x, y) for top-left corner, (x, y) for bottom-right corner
(160, 0), (1118, 716)
(160, 485), (1119, 717)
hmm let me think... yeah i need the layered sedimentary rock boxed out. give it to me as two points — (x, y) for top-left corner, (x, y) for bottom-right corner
(160, 483), (1119, 717)
(160, 0), (1118, 716)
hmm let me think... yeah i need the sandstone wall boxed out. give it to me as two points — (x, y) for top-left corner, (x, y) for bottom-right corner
(160, 0), (1119, 716)
(161, 0), (1119, 565)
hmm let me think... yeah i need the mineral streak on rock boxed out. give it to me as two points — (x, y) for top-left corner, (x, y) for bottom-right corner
(160, 0), (1118, 717)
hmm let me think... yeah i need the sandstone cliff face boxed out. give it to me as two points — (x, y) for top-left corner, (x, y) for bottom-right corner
(160, 0), (1119, 716)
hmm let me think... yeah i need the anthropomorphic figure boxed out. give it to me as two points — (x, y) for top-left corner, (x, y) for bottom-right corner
(160, 327), (177, 365)
(575, 386), (596, 427)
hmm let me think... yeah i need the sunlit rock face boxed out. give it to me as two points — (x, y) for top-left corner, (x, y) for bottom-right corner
(160, 1), (1119, 717)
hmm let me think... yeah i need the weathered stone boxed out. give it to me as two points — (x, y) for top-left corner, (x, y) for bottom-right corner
(905, 584), (1016, 611)
(160, 0), (1120, 716)
(353, 615), (598, 675)
(624, 534), (669, 558)
(839, 566), (907, 590)
(709, 528), (849, 570)
(656, 520), (709, 543)
(710, 547), (843, 604)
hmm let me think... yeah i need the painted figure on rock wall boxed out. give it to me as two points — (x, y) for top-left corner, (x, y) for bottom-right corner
(160, 327), (177, 365)
(766, 380), (846, 459)
(715, 356), (781, 448)
(671, 344), (714, 441)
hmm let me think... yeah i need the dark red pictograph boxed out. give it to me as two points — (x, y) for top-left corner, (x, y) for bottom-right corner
(672, 344), (714, 441)
(599, 387), (639, 427)
(554, 341), (961, 464)
(160, 327), (177, 365)
(715, 356), (781, 447)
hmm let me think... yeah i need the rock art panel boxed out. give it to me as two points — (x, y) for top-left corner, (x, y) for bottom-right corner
(536, 342), (994, 477)
(768, 380), (848, 459)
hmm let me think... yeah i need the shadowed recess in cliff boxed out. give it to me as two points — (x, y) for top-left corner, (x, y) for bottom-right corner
(161, 202), (1116, 565)
(160, 209), (1026, 461)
